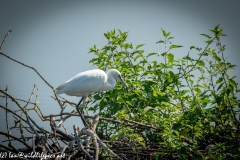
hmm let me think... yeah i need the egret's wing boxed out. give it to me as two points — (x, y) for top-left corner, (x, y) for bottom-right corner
(55, 69), (107, 97)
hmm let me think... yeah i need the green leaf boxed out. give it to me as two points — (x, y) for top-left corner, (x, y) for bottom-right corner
(173, 130), (179, 136)
(228, 84), (234, 94)
(136, 44), (145, 49)
(216, 77), (223, 84)
(190, 46), (195, 50)
(189, 79), (194, 86)
(93, 94), (102, 100)
(211, 51), (221, 62)
(161, 28), (167, 36)
(194, 87), (202, 94)
(227, 64), (236, 70)
(205, 40), (212, 45)
(110, 134), (119, 141)
(147, 52), (158, 58)
(197, 61), (205, 66)
(161, 52), (167, 57)
(115, 55), (125, 59)
(156, 40), (164, 44)
(226, 88), (231, 96)
(167, 53), (174, 64)
(104, 33), (109, 40)
(123, 43), (130, 49)
(215, 96), (222, 105)
(217, 83), (224, 91)
(199, 90), (210, 97)
(172, 123), (181, 130)
(200, 33), (212, 39)
(169, 45), (183, 49)
(229, 78), (237, 88)
(143, 106), (153, 112)
(134, 54), (143, 61)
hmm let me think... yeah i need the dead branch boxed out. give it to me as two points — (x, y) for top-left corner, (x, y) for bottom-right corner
(0, 30), (12, 50)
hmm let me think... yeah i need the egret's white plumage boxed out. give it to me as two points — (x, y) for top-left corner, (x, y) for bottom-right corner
(55, 68), (128, 127)
(55, 69), (128, 96)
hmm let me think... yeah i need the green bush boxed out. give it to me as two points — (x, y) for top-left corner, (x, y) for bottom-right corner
(87, 25), (240, 159)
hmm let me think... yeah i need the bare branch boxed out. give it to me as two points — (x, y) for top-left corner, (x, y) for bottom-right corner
(0, 51), (64, 110)
(44, 112), (159, 130)
(0, 30), (12, 50)
(0, 131), (31, 149)
(73, 125), (94, 160)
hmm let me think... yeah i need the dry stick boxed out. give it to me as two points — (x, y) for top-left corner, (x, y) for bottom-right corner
(20, 85), (37, 144)
(23, 84), (36, 110)
(84, 115), (100, 159)
(58, 96), (76, 107)
(0, 30), (12, 50)
(0, 52), (52, 88)
(32, 135), (35, 152)
(1, 94), (46, 120)
(0, 89), (50, 135)
(4, 86), (14, 148)
(0, 143), (17, 153)
(45, 135), (59, 153)
(44, 112), (159, 130)
(60, 145), (68, 159)
(84, 115), (99, 149)
(67, 140), (74, 150)
(33, 87), (47, 121)
(49, 114), (63, 152)
(0, 89), (52, 153)
(73, 125), (94, 160)
(0, 131), (31, 149)
(55, 145), (68, 160)
(0, 51), (63, 110)
(0, 94), (44, 119)
(68, 149), (79, 160)
(57, 114), (72, 128)
(81, 128), (99, 160)
(50, 115), (75, 141)
(0, 105), (29, 128)
(0, 105), (39, 148)
(95, 134), (122, 160)
(81, 128), (121, 160)
(25, 114), (52, 154)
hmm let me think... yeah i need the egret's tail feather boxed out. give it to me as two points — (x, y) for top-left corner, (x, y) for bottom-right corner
(55, 82), (68, 94)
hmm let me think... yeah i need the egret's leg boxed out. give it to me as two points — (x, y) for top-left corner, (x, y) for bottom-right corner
(79, 96), (87, 113)
(76, 96), (89, 127)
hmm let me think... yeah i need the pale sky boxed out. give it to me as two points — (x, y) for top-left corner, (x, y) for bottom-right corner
(1, 0), (240, 146)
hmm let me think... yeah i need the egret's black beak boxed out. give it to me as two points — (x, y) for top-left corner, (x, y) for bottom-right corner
(118, 75), (129, 89)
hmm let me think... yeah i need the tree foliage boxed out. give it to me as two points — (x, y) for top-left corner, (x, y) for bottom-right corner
(87, 25), (240, 159)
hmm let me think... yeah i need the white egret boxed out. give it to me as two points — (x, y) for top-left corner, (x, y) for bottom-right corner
(55, 69), (128, 127)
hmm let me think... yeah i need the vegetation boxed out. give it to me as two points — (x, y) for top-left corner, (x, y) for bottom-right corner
(0, 26), (239, 159)
(87, 25), (240, 159)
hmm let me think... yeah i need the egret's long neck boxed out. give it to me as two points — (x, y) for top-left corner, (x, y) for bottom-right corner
(107, 74), (116, 87)
(98, 73), (116, 91)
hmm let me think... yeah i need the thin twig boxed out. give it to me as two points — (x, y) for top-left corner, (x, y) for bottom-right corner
(0, 30), (12, 50)
(0, 131), (31, 149)
(0, 51), (64, 110)
(44, 112), (159, 130)
(5, 86), (14, 149)
(0, 88), (52, 153)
